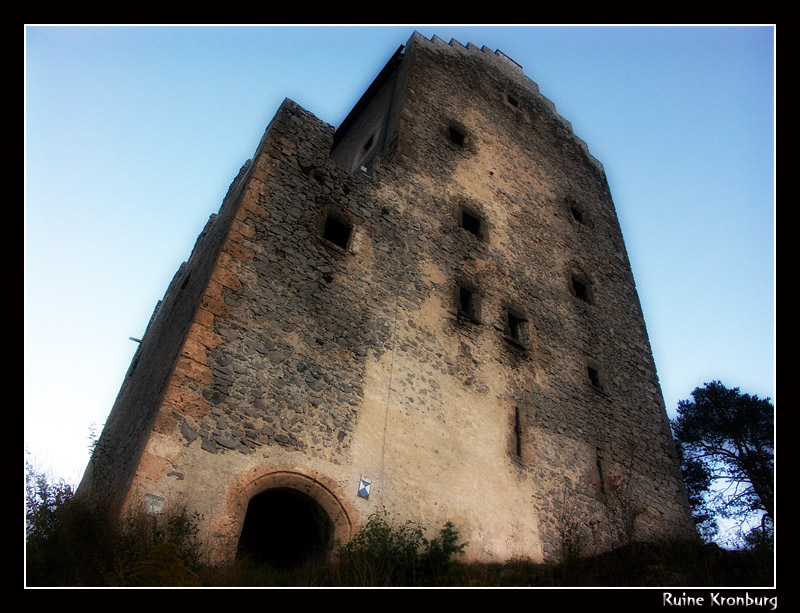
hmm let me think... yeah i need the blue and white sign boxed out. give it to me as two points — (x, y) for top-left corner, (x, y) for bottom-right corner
(358, 476), (371, 499)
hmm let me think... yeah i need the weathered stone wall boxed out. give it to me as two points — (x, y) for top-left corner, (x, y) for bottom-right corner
(77, 151), (252, 510)
(83, 32), (695, 565)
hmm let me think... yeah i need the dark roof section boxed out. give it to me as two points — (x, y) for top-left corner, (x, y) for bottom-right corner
(332, 44), (405, 149)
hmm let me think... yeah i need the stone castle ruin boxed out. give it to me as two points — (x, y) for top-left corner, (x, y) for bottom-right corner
(79, 32), (696, 566)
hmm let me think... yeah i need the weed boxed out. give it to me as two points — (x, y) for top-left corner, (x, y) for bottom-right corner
(25, 459), (203, 587)
(334, 511), (466, 586)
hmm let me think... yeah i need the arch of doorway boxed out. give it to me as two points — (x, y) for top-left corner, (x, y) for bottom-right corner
(225, 468), (355, 565)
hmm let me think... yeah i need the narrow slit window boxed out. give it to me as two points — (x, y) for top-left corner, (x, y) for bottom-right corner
(514, 408), (522, 457)
(596, 448), (606, 493)
(323, 214), (352, 250)
(588, 366), (602, 390)
(457, 284), (479, 321)
(459, 287), (474, 315)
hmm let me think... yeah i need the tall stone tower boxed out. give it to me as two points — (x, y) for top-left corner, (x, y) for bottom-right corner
(80, 32), (696, 566)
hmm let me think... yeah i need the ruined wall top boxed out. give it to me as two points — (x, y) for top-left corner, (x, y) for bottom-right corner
(404, 31), (605, 176)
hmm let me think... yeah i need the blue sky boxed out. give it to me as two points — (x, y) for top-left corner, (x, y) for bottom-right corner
(25, 25), (775, 489)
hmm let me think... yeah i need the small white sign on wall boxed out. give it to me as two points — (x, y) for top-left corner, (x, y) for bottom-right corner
(144, 493), (166, 515)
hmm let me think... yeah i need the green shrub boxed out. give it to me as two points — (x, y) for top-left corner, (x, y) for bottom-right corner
(334, 512), (466, 586)
(25, 460), (203, 587)
(128, 542), (201, 587)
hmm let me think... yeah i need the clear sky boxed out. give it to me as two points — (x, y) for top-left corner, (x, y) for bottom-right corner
(25, 25), (775, 489)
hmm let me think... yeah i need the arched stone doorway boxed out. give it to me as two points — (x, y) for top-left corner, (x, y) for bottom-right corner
(230, 470), (353, 569)
(236, 487), (332, 568)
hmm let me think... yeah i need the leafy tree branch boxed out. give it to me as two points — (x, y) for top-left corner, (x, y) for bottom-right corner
(671, 381), (773, 543)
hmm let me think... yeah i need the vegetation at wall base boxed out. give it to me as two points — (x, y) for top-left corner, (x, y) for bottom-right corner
(25, 458), (203, 587)
(192, 538), (775, 588)
(26, 461), (772, 588)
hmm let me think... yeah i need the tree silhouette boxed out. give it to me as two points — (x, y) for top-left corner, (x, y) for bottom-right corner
(671, 381), (773, 543)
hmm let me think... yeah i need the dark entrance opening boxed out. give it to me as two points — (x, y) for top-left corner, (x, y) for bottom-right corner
(236, 487), (334, 569)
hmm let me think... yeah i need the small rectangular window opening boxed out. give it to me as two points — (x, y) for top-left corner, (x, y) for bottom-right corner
(507, 94), (519, 107)
(179, 272), (191, 291)
(506, 310), (525, 342)
(363, 134), (374, 153)
(461, 208), (482, 237)
(572, 276), (589, 302)
(323, 214), (352, 250)
(570, 206), (584, 224)
(449, 126), (465, 146)
(457, 284), (479, 321)
(514, 408), (522, 457)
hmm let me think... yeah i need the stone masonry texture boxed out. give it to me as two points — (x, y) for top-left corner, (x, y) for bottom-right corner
(79, 32), (697, 565)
